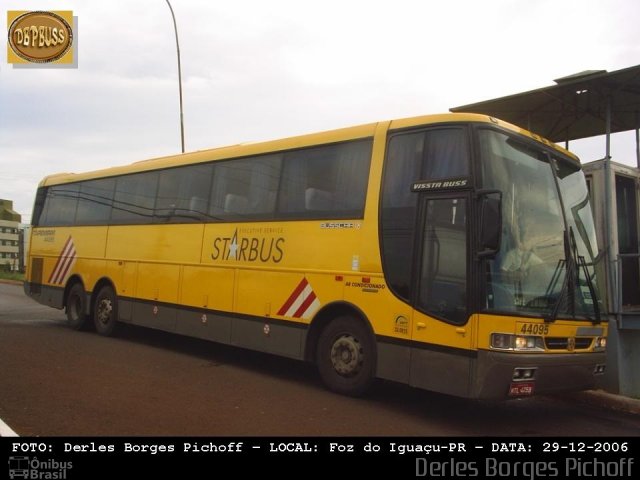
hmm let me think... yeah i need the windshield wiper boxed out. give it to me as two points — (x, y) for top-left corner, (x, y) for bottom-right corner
(544, 227), (601, 323)
(574, 230), (602, 324)
(577, 257), (602, 323)
(544, 229), (575, 322)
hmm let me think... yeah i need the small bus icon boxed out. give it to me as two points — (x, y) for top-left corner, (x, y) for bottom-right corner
(8, 456), (29, 479)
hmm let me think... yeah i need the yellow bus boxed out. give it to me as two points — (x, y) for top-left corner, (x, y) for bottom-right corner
(25, 113), (607, 398)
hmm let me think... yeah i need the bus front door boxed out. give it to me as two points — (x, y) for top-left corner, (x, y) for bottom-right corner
(409, 194), (474, 397)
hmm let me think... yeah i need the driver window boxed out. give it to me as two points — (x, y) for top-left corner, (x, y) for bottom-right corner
(419, 198), (468, 324)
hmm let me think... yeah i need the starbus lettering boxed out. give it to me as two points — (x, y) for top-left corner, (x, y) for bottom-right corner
(212, 229), (285, 263)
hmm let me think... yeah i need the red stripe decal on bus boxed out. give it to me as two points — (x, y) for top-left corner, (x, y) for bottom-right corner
(48, 236), (76, 285)
(48, 236), (73, 284)
(277, 277), (309, 316)
(293, 290), (317, 318)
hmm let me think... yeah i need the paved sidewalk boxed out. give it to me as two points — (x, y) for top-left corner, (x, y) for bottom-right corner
(560, 389), (640, 415)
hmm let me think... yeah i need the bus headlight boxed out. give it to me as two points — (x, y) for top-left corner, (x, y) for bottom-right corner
(491, 333), (544, 351)
(594, 337), (607, 351)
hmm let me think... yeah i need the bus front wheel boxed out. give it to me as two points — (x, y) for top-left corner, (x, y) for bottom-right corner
(93, 286), (118, 336)
(66, 283), (89, 330)
(316, 316), (376, 396)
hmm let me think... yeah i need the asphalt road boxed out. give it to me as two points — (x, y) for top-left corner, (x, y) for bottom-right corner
(1, 282), (639, 436)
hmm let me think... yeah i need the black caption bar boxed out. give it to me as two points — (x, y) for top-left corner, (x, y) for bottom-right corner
(2, 437), (638, 477)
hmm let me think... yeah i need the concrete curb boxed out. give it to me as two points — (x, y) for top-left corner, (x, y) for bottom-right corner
(0, 279), (22, 286)
(559, 390), (640, 415)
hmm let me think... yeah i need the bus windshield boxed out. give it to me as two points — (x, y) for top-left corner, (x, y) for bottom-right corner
(479, 129), (601, 321)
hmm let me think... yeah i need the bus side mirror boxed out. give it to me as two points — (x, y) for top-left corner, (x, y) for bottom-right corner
(478, 191), (502, 257)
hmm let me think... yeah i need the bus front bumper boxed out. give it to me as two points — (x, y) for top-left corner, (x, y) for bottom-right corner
(473, 350), (607, 399)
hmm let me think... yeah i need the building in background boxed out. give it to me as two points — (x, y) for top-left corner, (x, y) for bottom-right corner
(0, 199), (22, 271)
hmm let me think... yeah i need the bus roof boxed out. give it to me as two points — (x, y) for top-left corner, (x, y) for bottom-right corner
(39, 112), (578, 186)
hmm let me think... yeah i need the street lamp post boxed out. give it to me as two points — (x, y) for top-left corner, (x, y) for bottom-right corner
(165, 0), (185, 153)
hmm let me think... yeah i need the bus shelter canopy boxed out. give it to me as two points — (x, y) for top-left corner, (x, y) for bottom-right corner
(451, 64), (640, 143)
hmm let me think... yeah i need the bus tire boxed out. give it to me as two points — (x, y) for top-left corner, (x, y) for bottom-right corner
(316, 316), (376, 396)
(93, 285), (118, 336)
(66, 283), (89, 330)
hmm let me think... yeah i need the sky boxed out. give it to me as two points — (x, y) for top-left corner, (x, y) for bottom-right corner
(1, 0), (639, 222)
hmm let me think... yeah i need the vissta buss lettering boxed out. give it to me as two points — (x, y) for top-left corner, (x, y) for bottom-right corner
(413, 179), (468, 191)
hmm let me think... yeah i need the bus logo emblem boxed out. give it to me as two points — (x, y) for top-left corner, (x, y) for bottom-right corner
(8, 456), (30, 479)
(567, 337), (576, 352)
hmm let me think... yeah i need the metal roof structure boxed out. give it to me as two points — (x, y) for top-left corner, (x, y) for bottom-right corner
(451, 64), (640, 143)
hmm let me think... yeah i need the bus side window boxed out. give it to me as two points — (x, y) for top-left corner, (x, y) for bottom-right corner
(41, 184), (79, 226)
(247, 155), (281, 215)
(224, 193), (249, 214)
(422, 129), (469, 179)
(419, 198), (468, 324)
(76, 178), (115, 225)
(209, 154), (281, 219)
(111, 171), (158, 224)
(380, 127), (469, 303)
(305, 188), (333, 211)
(279, 141), (370, 218)
(189, 196), (208, 216)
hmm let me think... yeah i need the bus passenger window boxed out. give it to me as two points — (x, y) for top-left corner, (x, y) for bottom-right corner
(76, 178), (115, 225)
(41, 184), (79, 226)
(111, 171), (158, 224)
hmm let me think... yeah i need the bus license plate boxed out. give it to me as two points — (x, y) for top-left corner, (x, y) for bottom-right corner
(509, 382), (535, 397)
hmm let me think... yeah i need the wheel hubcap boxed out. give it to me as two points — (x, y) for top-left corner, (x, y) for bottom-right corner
(330, 334), (363, 377)
(97, 298), (112, 325)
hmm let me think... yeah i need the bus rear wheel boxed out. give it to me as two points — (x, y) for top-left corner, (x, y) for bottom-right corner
(66, 283), (89, 330)
(316, 316), (376, 396)
(93, 286), (118, 336)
